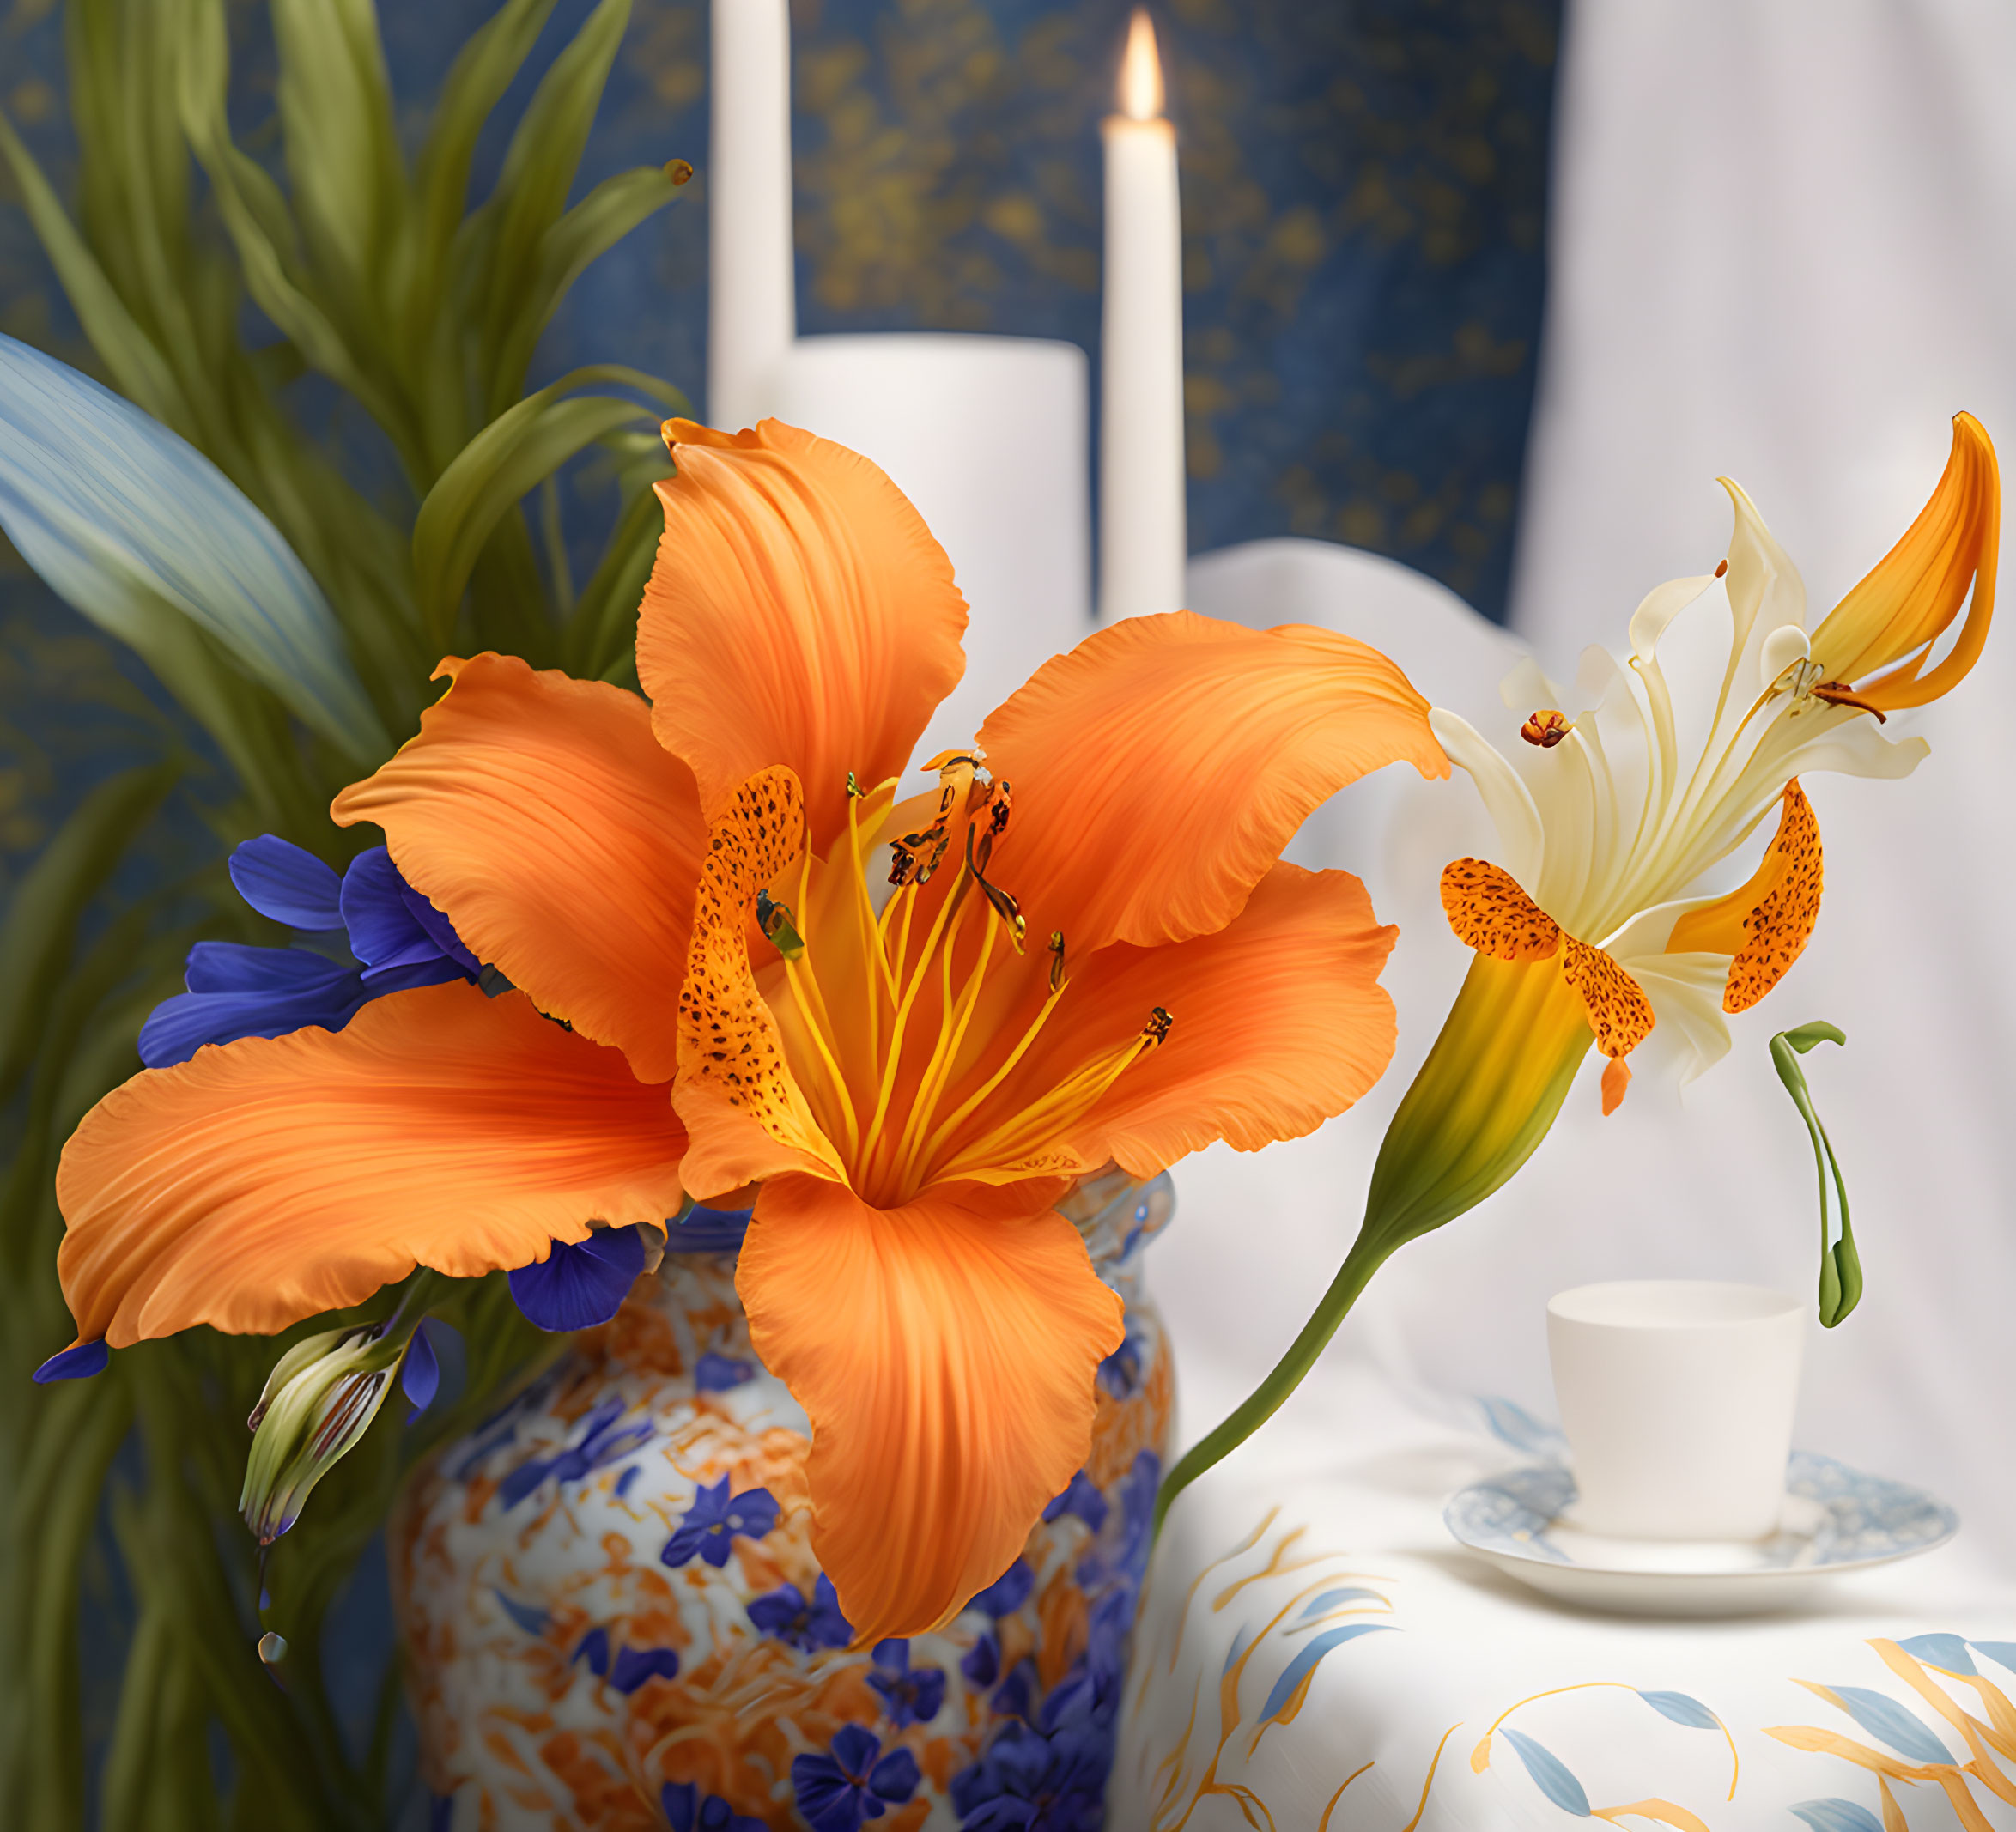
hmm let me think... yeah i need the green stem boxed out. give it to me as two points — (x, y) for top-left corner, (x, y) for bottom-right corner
(1152, 1233), (1391, 1543)
(1151, 953), (1594, 1544)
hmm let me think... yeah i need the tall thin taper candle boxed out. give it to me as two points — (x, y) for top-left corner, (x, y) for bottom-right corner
(707, 0), (795, 432)
(1098, 9), (1186, 621)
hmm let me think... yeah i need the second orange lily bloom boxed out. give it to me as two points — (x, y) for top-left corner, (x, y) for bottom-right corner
(52, 420), (1447, 1641)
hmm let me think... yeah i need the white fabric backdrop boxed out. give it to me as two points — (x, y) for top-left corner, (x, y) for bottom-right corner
(1151, 0), (2016, 1585)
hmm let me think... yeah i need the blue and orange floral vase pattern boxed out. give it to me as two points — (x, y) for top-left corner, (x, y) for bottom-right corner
(394, 1169), (1175, 1830)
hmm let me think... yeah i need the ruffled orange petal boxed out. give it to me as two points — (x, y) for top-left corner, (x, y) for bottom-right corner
(54, 983), (686, 1346)
(638, 420), (969, 855)
(1667, 780), (1824, 1013)
(737, 1171), (1124, 1641)
(332, 653), (707, 1084)
(673, 766), (846, 1199)
(933, 864), (1400, 1186)
(975, 612), (1447, 955)
(1810, 412), (1999, 710)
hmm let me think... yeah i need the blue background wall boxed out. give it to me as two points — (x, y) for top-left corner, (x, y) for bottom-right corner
(0, 0), (1559, 901)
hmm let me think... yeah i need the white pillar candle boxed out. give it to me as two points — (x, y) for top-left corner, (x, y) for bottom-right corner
(707, 0), (796, 432)
(1098, 9), (1187, 622)
(770, 334), (1092, 770)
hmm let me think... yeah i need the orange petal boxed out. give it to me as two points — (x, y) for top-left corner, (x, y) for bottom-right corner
(673, 766), (846, 1198)
(1810, 412), (2000, 710)
(54, 983), (686, 1346)
(975, 612), (1447, 955)
(736, 1171), (1124, 1641)
(638, 420), (969, 855)
(944, 864), (1400, 1184)
(1560, 936), (1656, 1059)
(332, 652), (707, 1084)
(1440, 858), (1563, 961)
(1668, 781), (1824, 1014)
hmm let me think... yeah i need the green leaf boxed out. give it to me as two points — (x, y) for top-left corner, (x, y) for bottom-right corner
(0, 105), (191, 429)
(412, 366), (677, 649)
(268, 0), (407, 301)
(0, 762), (179, 1107)
(410, 0), (561, 313)
(465, 0), (633, 414)
(489, 162), (689, 400)
(173, 0), (417, 470)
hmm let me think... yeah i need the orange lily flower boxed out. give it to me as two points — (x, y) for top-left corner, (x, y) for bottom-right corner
(51, 420), (1446, 1641)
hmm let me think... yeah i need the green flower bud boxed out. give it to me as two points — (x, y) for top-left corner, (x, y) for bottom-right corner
(239, 1320), (411, 1544)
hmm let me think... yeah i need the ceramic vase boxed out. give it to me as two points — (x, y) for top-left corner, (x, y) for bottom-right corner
(394, 1171), (1175, 1831)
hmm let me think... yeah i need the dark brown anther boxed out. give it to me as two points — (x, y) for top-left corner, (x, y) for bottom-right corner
(1810, 681), (1888, 723)
(1715, 559), (1728, 579)
(665, 159), (695, 185)
(1520, 709), (1570, 749)
(1143, 1006), (1174, 1046)
(1047, 931), (1066, 992)
(964, 822), (1027, 950)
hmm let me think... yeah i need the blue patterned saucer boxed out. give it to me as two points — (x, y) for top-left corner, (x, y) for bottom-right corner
(1444, 1451), (1958, 1617)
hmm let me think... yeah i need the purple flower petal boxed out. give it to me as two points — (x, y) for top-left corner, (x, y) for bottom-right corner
(397, 879), (481, 975)
(183, 942), (357, 995)
(972, 1558), (1034, 1617)
(610, 1645), (681, 1692)
(868, 1747), (920, 1804)
(694, 1351), (756, 1392)
(228, 835), (344, 931)
(357, 953), (473, 995)
(402, 1324), (440, 1419)
(341, 847), (447, 973)
(570, 1626), (610, 1677)
(137, 974), (370, 1068)
(508, 1227), (647, 1332)
(33, 1338), (108, 1383)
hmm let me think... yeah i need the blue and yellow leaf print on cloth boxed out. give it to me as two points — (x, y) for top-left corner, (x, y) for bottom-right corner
(1114, 1372), (2016, 1829)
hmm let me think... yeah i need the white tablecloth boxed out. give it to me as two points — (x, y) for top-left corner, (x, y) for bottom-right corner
(1114, 1355), (2016, 1832)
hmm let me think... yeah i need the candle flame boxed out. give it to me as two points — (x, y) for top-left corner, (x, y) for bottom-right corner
(1120, 9), (1163, 122)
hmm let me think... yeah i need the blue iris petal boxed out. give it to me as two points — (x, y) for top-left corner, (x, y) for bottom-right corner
(33, 1338), (109, 1383)
(397, 880), (481, 975)
(137, 957), (370, 1068)
(228, 836), (345, 931)
(508, 1228), (648, 1332)
(182, 942), (354, 996)
(342, 847), (449, 974)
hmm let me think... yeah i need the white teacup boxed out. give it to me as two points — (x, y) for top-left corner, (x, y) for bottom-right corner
(1546, 1280), (1806, 1541)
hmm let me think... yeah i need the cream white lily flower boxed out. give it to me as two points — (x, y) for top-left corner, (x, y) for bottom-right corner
(1429, 413), (1999, 1110)
(1154, 416), (1999, 1533)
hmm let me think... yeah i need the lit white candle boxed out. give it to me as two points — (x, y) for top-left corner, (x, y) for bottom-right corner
(1099, 9), (1187, 622)
(707, 0), (796, 431)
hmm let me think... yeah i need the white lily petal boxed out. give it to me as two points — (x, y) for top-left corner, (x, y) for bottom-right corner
(1721, 476), (1808, 650)
(1498, 653), (1564, 713)
(1430, 707), (1545, 889)
(1627, 572), (1715, 661)
(1597, 890), (1726, 961)
(1618, 952), (1735, 1085)
(0, 335), (391, 762)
